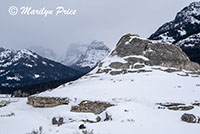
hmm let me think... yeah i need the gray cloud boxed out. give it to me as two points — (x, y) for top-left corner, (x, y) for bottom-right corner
(0, 0), (195, 56)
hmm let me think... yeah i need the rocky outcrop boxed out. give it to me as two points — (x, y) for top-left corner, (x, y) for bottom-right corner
(113, 34), (200, 71)
(157, 103), (194, 111)
(96, 34), (200, 75)
(27, 96), (69, 108)
(168, 106), (194, 111)
(71, 100), (114, 114)
(181, 113), (200, 123)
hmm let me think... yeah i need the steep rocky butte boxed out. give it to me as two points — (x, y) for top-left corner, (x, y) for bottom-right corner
(149, 1), (200, 64)
(96, 34), (200, 75)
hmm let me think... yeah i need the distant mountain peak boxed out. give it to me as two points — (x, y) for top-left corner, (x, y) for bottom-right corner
(16, 49), (38, 59)
(61, 40), (110, 73)
(75, 40), (110, 68)
(88, 40), (109, 50)
(150, 1), (200, 43)
(29, 41), (110, 74)
(0, 48), (39, 66)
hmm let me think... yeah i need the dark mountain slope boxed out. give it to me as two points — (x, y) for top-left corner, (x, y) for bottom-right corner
(0, 47), (82, 96)
(149, 2), (200, 64)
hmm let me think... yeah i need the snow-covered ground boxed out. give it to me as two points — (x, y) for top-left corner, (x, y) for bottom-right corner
(0, 67), (200, 134)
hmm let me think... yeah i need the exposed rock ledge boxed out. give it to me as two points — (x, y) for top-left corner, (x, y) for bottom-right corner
(157, 102), (194, 111)
(27, 96), (70, 108)
(71, 100), (114, 114)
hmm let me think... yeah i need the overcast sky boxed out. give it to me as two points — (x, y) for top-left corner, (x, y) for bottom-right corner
(0, 0), (196, 55)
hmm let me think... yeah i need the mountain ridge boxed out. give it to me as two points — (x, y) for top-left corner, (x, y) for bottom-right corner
(149, 1), (200, 64)
(0, 47), (82, 96)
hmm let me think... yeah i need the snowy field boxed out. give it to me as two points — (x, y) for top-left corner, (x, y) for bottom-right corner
(0, 68), (200, 134)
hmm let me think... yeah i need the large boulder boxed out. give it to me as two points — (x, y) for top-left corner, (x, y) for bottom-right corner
(27, 96), (69, 108)
(181, 113), (200, 123)
(71, 100), (114, 114)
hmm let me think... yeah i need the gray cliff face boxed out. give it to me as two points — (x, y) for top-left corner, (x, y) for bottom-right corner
(97, 34), (200, 75)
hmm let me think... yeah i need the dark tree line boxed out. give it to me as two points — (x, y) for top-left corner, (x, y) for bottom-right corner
(0, 76), (80, 97)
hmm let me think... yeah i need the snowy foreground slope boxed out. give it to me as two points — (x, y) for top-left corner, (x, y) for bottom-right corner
(1, 34), (200, 134)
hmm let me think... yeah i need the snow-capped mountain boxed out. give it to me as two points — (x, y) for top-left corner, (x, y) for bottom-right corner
(149, 1), (200, 64)
(1, 34), (200, 134)
(0, 47), (81, 95)
(62, 40), (110, 74)
(61, 44), (88, 66)
(29, 41), (110, 74)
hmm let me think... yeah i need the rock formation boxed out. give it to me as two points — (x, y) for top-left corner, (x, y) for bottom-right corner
(181, 113), (200, 123)
(96, 34), (200, 75)
(27, 96), (69, 108)
(71, 100), (114, 114)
